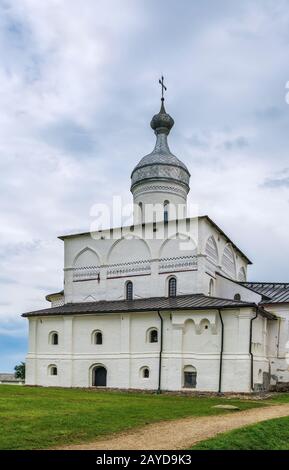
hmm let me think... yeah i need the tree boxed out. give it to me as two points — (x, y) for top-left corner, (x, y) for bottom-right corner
(14, 362), (25, 380)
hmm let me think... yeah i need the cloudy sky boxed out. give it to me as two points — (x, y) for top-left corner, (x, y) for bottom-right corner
(1, 0), (289, 371)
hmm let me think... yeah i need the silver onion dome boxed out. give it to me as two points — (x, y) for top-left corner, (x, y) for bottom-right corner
(150, 99), (174, 134)
(131, 99), (190, 192)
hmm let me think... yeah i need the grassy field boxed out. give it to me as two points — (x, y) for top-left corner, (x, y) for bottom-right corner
(191, 394), (289, 450)
(192, 416), (289, 450)
(0, 385), (265, 450)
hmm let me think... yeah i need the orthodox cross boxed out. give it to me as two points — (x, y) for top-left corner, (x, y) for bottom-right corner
(159, 76), (167, 100)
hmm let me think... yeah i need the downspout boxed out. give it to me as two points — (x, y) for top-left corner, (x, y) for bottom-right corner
(218, 310), (224, 394)
(157, 310), (164, 394)
(249, 308), (258, 391)
(277, 317), (281, 358)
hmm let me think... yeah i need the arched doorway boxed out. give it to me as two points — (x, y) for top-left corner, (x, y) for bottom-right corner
(92, 366), (107, 387)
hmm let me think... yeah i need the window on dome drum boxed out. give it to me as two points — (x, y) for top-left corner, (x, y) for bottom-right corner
(138, 202), (143, 223)
(164, 200), (169, 223)
(126, 281), (133, 300)
(234, 293), (241, 301)
(143, 368), (150, 378)
(183, 366), (197, 388)
(149, 329), (158, 343)
(168, 277), (177, 297)
(95, 331), (103, 345)
(50, 332), (58, 345)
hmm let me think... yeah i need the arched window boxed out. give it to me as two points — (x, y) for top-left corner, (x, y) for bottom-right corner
(126, 281), (133, 300)
(148, 329), (158, 343)
(141, 367), (150, 379)
(234, 293), (241, 301)
(48, 365), (58, 376)
(164, 200), (169, 223)
(183, 365), (197, 388)
(92, 330), (103, 344)
(49, 332), (59, 345)
(168, 277), (177, 297)
(96, 332), (103, 345)
(208, 279), (214, 296)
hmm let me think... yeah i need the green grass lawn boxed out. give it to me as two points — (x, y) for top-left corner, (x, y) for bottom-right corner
(191, 394), (289, 450)
(0, 385), (264, 450)
(192, 416), (289, 450)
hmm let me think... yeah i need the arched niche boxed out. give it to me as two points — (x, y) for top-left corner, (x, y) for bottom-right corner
(205, 236), (218, 264)
(159, 233), (197, 259)
(73, 247), (101, 268)
(107, 237), (151, 264)
(183, 319), (196, 352)
(238, 267), (246, 282)
(221, 244), (236, 278)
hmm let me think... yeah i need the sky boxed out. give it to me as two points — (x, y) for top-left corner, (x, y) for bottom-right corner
(1, 0), (289, 371)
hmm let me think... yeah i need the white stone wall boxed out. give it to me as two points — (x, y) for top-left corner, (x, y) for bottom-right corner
(266, 305), (289, 384)
(27, 213), (288, 393)
(216, 274), (261, 303)
(62, 216), (250, 305)
(26, 307), (262, 392)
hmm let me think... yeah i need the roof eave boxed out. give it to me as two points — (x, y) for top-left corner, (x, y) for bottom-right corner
(200, 215), (252, 265)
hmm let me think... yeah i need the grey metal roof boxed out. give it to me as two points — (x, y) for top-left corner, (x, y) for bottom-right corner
(46, 290), (64, 302)
(22, 293), (261, 318)
(242, 283), (289, 304)
(132, 141), (189, 173)
(131, 101), (190, 191)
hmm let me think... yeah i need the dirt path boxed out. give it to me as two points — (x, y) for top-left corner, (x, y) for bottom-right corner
(59, 403), (289, 450)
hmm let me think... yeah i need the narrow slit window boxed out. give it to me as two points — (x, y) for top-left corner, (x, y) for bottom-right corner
(126, 281), (133, 300)
(168, 277), (177, 297)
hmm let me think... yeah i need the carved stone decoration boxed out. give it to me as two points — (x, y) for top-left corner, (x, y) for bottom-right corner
(51, 297), (65, 307)
(133, 184), (188, 199)
(73, 266), (100, 282)
(107, 259), (151, 278)
(159, 256), (198, 273)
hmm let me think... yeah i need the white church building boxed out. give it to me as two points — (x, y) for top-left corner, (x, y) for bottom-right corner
(23, 90), (289, 393)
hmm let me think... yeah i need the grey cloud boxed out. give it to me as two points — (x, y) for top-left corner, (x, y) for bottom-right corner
(0, 276), (18, 285)
(41, 120), (96, 155)
(222, 136), (249, 151)
(255, 106), (284, 121)
(263, 176), (289, 188)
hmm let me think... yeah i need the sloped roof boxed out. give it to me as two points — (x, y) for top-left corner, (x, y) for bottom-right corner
(46, 290), (64, 302)
(22, 293), (269, 318)
(242, 283), (289, 304)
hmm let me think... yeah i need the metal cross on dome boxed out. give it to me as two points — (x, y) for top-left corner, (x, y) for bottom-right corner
(159, 76), (167, 100)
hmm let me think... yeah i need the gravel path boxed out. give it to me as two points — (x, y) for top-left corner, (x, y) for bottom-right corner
(58, 403), (289, 450)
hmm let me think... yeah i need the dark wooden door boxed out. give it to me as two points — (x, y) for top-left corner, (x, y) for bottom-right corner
(93, 367), (107, 386)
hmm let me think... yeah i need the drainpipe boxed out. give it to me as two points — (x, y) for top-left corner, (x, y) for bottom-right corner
(249, 308), (258, 391)
(218, 310), (224, 394)
(157, 311), (164, 394)
(277, 317), (281, 358)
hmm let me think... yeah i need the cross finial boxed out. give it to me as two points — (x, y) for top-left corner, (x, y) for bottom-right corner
(159, 75), (167, 101)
